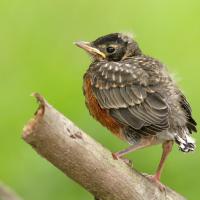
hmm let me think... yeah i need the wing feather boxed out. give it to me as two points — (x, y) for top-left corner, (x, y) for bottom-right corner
(90, 58), (170, 135)
(179, 94), (197, 133)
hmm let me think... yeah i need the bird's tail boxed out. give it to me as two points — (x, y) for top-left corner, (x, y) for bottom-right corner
(175, 134), (195, 152)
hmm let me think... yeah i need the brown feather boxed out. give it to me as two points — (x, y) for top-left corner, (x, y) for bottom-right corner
(83, 75), (125, 140)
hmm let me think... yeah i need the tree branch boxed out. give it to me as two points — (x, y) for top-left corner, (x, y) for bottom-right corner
(0, 182), (23, 200)
(22, 93), (186, 200)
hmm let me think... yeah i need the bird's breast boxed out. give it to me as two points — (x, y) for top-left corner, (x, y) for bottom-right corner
(83, 74), (125, 140)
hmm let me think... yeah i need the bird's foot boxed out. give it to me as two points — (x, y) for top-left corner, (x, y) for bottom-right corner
(112, 153), (133, 167)
(142, 173), (166, 191)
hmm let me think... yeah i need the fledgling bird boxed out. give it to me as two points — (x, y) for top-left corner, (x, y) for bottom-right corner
(75, 33), (197, 190)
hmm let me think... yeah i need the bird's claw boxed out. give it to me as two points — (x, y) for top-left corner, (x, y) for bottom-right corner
(112, 152), (118, 160)
(142, 173), (166, 192)
(112, 153), (133, 167)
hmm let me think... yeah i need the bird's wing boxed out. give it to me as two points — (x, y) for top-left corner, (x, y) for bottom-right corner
(179, 93), (197, 133)
(91, 59), (169, 136)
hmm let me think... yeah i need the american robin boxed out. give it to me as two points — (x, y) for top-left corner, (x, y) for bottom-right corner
(75, 33), (197, 190)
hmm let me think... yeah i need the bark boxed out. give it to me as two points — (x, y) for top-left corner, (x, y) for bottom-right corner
(22, 93), (186, 200)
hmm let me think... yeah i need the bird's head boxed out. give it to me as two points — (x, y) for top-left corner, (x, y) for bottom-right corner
(75, 33), (142, 62)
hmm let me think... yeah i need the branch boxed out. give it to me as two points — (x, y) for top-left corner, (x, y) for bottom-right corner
(22, 93), (186, 200)
(0, 182), (23, 200)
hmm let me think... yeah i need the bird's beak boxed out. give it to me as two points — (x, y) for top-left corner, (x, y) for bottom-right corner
(74, 41), (106, 59)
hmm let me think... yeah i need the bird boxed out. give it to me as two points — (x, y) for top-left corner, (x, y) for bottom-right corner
(75, 33), (197, 190)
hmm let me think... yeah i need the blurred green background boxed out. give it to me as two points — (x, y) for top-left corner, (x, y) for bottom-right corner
(0, 0), (199, 199)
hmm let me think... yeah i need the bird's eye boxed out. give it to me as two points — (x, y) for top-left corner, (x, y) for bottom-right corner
(106, 46), (115, 53)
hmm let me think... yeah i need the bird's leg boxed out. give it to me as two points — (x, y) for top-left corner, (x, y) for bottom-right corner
(155, 140), (174, 180)
(145, 140), (173, 191)
(112, 137), (156, 165)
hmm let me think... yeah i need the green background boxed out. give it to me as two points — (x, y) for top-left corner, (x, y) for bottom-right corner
(0, 0), (199, 199)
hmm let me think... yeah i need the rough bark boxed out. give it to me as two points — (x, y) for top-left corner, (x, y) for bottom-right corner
(22, 93), (186, 200)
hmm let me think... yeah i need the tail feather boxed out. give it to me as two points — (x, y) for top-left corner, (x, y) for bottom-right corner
(175, 134), (195, 152)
